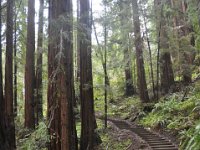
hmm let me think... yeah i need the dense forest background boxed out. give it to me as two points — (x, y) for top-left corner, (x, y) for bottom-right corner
(1, 0), (200, 149)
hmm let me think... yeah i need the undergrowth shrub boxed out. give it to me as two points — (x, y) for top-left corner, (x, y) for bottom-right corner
(180, 123), (200, 150)
(17, 122), (49, 150)
(140, 90), (200, 149)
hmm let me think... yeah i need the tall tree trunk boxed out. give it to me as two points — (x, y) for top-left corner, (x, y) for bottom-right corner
(58, 0), (77, 149)
(124, 42), (135, 96)
(159, 8), (174, 94)
(25, 0), (35, 129)
(76, 0), (80, 81)
(132, 0), (149, 102)
(142, 8), (155, 98)
(48, 1), (61, 149)
(133, 56), (137, 88)
(5, 0), (16, 149)
(160, 52), (174, 93)
(119, 1), (135, 97)
(80, 0), (100, 149)
(156, 6), (163, 101)
(0, 0), (8, 148)
(14, 0), (18, 117)
(36, 0), (44, 124)
(179, 1), (194, 84)
(48, 0), (78, 149)
(154, 0), (174, 94)
(118, 0), (135, 97)
(103, 1), (108, 128)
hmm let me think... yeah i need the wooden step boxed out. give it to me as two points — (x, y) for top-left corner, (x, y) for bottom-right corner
(109, 119), (178, 150)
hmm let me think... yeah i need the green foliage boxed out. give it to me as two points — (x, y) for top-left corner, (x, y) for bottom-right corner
(98, 132), (131, 150)
(96, 119), (132, 150)
(194, 54), (200, 67)
(141, 94), (196, 128)
(180, 122), (200, 150)
(95, 96), (142, 119)
(140, 88), (200, 149)
(76, 121), (81, 140)
(141, 112), (168, 128)
(178, 83), (200, 149)
(17, 122), (49, 150)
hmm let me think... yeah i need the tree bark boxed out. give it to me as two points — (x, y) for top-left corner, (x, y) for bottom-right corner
(80, 0), (100, 149)
(154, 0), (174, 94)
(119, 0), (135, 97)
(179, 1), (194, 84)
(14, 0), (18, 117)
(103, 2), (108, 128)
(48, 0), (78, 149)
(5, 0), (16, 149)
(36, 0), (44, 124)
(59, 0), (77, 149)
(124, 45), (135, 96)
(156, 4), (163, 101)
(25, 0), (35, 129)
(0, 0), (8, 148)
(48, 1), (61, 149)
(160, 52), (174, 93)
(132, 0), (149, 102)
(76, 0), (80, 81)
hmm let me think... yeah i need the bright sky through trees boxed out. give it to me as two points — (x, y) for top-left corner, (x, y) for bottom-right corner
(34, 0), (102, 44)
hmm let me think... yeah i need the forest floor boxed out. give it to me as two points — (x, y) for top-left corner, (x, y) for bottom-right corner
(15, 80), (200, 149)
(95, 106), (178, 150)
(95, 80), (200, 149)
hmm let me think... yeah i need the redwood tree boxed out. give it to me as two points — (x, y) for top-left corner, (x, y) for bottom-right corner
(132, 0), (149, 102)
(80, 0), (100, 149)
(48, 0), (78, 149)
(14, 0), (18, 117)
(25, 0), (35, 129)
(156, 0), (174, 94)
(48, 1), (61, 149)
(58, 0), (77, 149)
(76, 0), (80, 81)
(36, 0), (44, 124)
(5, 0), (16, 148)
(0, 0), (7, 148)
(171, 0), (195, 84)
(119, 0), (135, 96)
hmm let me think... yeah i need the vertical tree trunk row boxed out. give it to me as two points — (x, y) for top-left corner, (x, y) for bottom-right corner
(80, 0), (100, 149)
(159, 1), (174, 94)
(103, 1), (108, 128)
(76, 0), (80, 81)
(119, 1), (135, 97)
(132, 0), (149, 102)
(14, 0), (18, 117)
(36, 0), (44, 124)
(124, 43), (135, 96)
(154, 0), (174, 95)
(0, 0), (8, 148)
(25, 0), (36, 129)
(48, 0), (61, 149)
(48, 0), (78, 149)
(5, 0), (16, 149)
